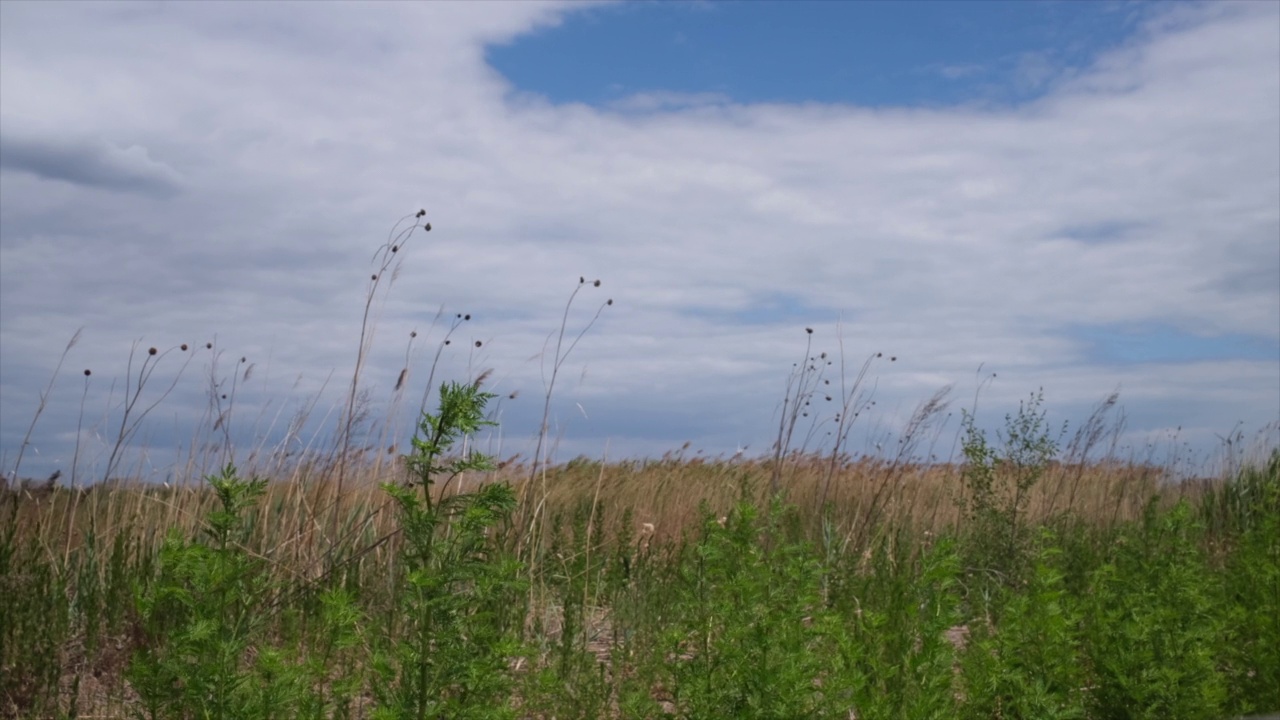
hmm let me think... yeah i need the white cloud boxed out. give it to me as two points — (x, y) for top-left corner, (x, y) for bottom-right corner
(1, 0), (1275, 482)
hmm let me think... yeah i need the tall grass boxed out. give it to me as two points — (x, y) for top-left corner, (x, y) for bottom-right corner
(2, 213), (1277, 719)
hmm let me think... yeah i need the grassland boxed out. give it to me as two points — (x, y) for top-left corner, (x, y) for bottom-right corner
(3, 419), (1277, 719)
(2, 214), (1277, 718)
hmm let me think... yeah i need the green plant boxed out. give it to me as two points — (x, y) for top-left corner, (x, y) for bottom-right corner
(1207, 452), (1280, 714)
(0, 509), (72, 717)
(1083, 501), (1230, 720)
(833, 528), (963, 720)
(958, 390), (1061, 606)
(650, 499), (851, 718)
(372, 380), (526, 720)
(128, 464), (291, 720)
(959, 529), (1088, 720)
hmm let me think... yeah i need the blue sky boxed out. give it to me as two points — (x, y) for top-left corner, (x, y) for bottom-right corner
(490, 1), (1145, 108)
(1, 1), (1276, 484)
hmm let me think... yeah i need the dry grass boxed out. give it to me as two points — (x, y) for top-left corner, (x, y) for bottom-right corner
(3, 451), (1196, 578)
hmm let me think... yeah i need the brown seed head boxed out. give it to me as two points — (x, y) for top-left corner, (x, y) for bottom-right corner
(410, 330), (417, 338)
(474, 340), (482, 348)
(84, 369), (91, 377)
(805, 328), (813, 334)
(206, 342), (213, 349)
(607, 298), (613, 305)
(593, 279), (601, 287)
(464, 314), (471, 320)
(371, 274), (378, 281)
(148, 347), (157, 355)
(391, 245), (398, 253)
(180, 344), (188, 351)
(423, 222), (431, 231)
(416, 209), (426, 218)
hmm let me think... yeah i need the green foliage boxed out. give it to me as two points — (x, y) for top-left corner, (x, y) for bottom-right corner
(373, 381), (526, 720)
(5, 395), (1278, 719)
(834, 530), (964, 720)
(405, 381), (498, 506)
(649, 500), (845, 718)
(960, 529), (1088, 720)
(0, 511), (71, 716)
(958, 390), (1061, 606)
(127, 464), (294, 720)
(1083, 501), (1230, 720)
(1218, 453), (1280, 712)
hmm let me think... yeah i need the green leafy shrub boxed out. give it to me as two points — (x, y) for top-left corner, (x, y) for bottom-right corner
(957, 390), (1061, 613)
(128, 464), (298, 720)
(1083, 501), (1229, 720)
(833, 530), (963, 720)
(959, 529), (1088, 720)
(1216, 453), (1280, 713)
(372, 381), (527, 720)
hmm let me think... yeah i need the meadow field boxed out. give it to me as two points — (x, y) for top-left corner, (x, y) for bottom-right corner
(3, 391), (1277, 719)
(3, 216), (1277, 719)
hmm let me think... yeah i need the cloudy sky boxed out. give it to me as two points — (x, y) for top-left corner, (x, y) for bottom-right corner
(1, 0), (1277, 483)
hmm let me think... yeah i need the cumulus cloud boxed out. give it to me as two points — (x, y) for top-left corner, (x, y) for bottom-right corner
(0, 0), (1275, 482)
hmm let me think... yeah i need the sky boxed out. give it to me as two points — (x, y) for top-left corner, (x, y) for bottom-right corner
(1, 0), (1277, 484)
